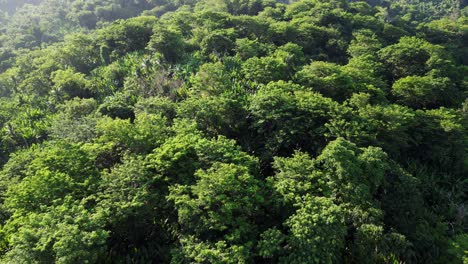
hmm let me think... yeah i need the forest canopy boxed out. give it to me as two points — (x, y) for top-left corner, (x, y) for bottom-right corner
(0, 0), (466, 263)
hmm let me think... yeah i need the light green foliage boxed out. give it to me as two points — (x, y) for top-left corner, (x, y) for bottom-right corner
(170, 163), (263, 234)
(315, 138), (387, 208)
(189, 58), (245, 97)
(241, 43), (304, 84)
(294, 61), (354, 101)
(0, 143), (105, 262)
(4, 144), (100, 214)
(1, 106), (51, 149)
(96, 112), (171, 154)
(327, 97), (416, 157)
(168, 163), (263, 262)
(271, 151), (323, 203)
(51, 69), (92, 101)
(235, 38), (272, 60)
(2, 200), (108, 264)
(271, 138), (389, 210)
(282, 195), (346, 264)
(341, 56), (387, 100)
(172, 236), (252, 264)
(268, 138), (414, 263)
(146, 130), (258, 184)
(448, 234), (468, 263)
(242, 56), (287, 84)
(347, 29), (382, 58)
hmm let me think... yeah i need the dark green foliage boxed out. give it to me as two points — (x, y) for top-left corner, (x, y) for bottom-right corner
(391, 75), (459, 108)
(248, 82), (339, 162)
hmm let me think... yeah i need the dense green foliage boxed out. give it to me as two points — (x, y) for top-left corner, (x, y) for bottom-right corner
(0, 0), (467, 263)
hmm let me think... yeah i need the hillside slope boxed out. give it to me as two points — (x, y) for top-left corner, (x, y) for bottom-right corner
(0, 0), (466, 263)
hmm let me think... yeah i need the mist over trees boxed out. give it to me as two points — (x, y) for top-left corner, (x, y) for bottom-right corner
(0, 0), (466, 263)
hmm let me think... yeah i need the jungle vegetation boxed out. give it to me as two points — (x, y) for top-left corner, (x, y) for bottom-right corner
(0, 0), (466, 263)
